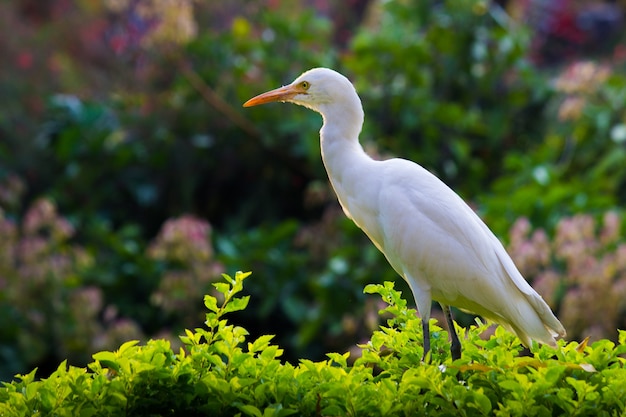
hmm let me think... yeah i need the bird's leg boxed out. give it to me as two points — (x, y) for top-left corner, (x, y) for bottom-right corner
(441, 304), (462, 360)
(407, 279), (434, 362)
(421, 317), (431, 362)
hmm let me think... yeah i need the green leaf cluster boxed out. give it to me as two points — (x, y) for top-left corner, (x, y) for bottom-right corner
(2, 273), (625, 416)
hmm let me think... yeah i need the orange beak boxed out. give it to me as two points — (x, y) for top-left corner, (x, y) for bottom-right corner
(243, 84), (306, 107)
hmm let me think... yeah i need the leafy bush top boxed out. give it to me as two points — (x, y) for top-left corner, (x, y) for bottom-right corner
(2, 272), (625, 416)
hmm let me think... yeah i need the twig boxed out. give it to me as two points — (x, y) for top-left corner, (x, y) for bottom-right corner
(178, 60), (262, 139)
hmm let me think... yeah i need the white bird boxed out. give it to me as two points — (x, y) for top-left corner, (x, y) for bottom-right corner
(244, 68), (565, 360)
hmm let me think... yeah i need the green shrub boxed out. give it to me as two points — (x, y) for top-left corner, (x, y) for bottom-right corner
(2, 272), (624, 416)
(216, 211), (400, 363)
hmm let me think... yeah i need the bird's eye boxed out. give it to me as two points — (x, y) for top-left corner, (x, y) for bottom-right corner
(300, 81), (310, 90)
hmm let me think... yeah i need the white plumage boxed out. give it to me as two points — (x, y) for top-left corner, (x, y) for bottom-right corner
(244, 67), (565, 359)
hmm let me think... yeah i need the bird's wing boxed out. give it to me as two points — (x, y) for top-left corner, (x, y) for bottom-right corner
(383, 159), (564, 338)
(382, 160), (504, 274)
(386, 159), (524, 284)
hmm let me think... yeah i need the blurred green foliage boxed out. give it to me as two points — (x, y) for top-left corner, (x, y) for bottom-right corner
(0, 198), (145, 379)
(1, 0), (626, 382)
(346, 0), (550, 196)
(482, 61), (626, 234)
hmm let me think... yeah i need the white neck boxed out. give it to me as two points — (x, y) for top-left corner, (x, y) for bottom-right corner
(318, 99), (367, 169)
(318, 100), (364, 142)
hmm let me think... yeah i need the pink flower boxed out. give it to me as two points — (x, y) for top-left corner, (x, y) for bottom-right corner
(16, 52), (33, 70)
(148, 215), (213, 262)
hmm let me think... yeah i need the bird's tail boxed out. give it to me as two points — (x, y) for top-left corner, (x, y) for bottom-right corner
(526, 291), (566, 342)
(494, 243), (566, 346)
(502, 290), (565, 348)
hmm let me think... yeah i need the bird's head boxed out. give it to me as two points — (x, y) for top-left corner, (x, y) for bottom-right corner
(243, 68), (359, 114)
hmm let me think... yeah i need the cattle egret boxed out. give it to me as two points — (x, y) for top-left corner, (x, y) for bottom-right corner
(244, 68), (565, 360)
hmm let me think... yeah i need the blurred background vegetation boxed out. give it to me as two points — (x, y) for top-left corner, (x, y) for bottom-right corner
(2, 0), (626, 381)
